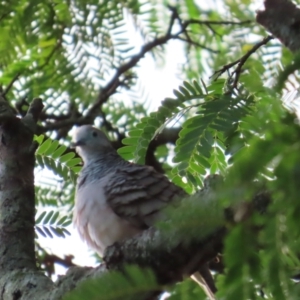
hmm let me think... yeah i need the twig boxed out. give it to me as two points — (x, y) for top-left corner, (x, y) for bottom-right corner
(2, 73), (20, 97)
(86, 36), (173, 118)
(232, 35), (274, 88)
(0, 11), (11, 23)
(166, 5), (179, 36)
(39, 112), (71, 121)
(175, 36), (219, 53)
(187, 19), (252, 26)
(22, 98), (44, 134)
(38, 39), (62, 70)
(36, 243), (76, 277)
(211, 35), (274, 89)
(205, 23), (222, 37)
(25, 98), (44, 122)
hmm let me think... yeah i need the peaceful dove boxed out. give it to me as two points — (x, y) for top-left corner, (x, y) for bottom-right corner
(72, 125), (216, 300)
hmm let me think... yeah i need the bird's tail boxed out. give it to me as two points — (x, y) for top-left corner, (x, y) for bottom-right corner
(191, 271), (216, 300)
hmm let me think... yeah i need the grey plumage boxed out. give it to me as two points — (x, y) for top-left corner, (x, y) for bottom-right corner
(106, 164), (185, 228)
(72, 125), (215, 300)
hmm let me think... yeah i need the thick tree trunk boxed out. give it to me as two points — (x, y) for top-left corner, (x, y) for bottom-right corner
(0, 98), (53, 299)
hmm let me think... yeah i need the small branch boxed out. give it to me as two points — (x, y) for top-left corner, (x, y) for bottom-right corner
(86, 33), (172, 118)
(212, 35), (274, 89)
(175, 36), (218, 53)
(44, 254), (76, 277)
(145, 128), (181, 173)
(37, 116), (89, 134)
(204, 23), (222, 37)
(187, 19), (252, 26)
(0, 97), (16, 122)
(38, 39), (62, 70)
(166, 5), (179, 36)
(99, 109), (125, 141)
(39, 112), (72, 121)
(231, 35), (274, 88)
(22, 98), (44, 134)
(0, 11), (11, 23)
(26, 98), (44, 122)
(2, 72), (20, 97)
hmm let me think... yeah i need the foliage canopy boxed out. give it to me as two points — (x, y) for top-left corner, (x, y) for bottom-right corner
(1, 0), (300, 299)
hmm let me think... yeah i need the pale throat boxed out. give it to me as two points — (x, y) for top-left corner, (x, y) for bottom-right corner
(77, 146), (125, 172)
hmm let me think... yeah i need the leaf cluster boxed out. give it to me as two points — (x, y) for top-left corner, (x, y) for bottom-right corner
(35, 135), (81, 182)
(35, 210), (71, 239)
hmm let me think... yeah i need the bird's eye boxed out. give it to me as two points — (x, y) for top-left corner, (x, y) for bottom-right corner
(92, 131), (98, 137)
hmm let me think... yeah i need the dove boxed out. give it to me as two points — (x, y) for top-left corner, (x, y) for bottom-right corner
(72, 125), (216, 300)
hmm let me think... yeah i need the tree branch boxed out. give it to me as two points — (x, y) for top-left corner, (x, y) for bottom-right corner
(145, 128), (180, 173)
(211, 35), (274, 89)
(104, 227), (225, 286)
(38, 7), (250, 134)
(2, 72), (20, 97)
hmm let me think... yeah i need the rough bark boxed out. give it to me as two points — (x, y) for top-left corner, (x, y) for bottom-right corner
(104, 227), (225, 285)
(0, 97), (54, 299)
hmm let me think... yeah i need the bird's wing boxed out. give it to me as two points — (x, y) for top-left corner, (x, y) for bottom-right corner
(104, 164), (187, 229)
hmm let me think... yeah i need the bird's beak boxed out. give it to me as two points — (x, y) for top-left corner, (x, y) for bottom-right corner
(70, 140), (85, 148)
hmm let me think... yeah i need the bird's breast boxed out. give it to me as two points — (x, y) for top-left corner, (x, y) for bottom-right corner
(73, 177), (141, 256)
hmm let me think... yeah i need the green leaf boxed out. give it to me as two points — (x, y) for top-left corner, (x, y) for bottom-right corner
(183, 81), (197, 95)
(52, 145), (67, 159)
(44, 140), (59, 156)
(173, 89), (184, 100)
(193, 80), (203, 95)
(43, 211), (54, 224)
(43, 226), (53, 238)
(50, 211), (59, 225)
(34, 135), (44, 144)
(36, 211), (46, 224)
(66, 158), (81, 167)
(59, 152), (75, 163)
(56, 215), (68, 226)
(36, 139), (52, 155)
(35, 226), (47, 238)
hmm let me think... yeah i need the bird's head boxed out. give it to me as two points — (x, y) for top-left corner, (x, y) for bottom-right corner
(72, 125), (113, 164)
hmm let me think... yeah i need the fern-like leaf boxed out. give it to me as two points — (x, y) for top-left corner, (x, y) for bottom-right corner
(173, 85), (255, 189)
(118, 80), (205, 164)
(35, 135), (81, 182)
(35, 210), (71, 239)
